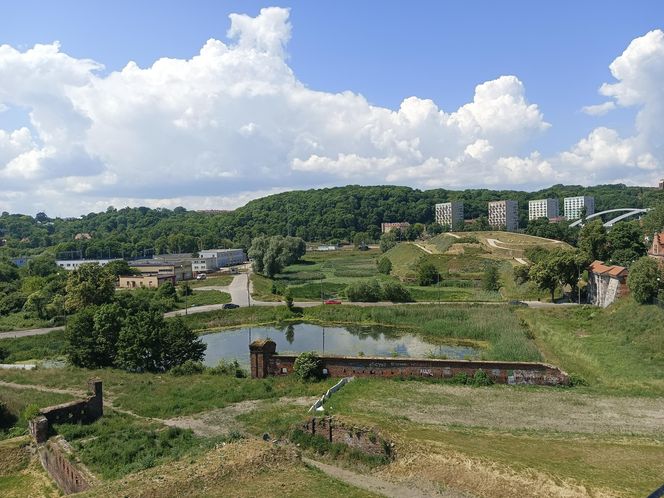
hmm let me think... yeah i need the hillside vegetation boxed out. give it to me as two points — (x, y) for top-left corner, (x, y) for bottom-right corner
(1, 183), (662, 257)
(519, 298), (664, 395)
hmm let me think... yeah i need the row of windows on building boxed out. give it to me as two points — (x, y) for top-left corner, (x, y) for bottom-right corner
(432, 196), (595, 232)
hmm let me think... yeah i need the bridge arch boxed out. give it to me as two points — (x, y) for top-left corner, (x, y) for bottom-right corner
(569, 208), (650, 228)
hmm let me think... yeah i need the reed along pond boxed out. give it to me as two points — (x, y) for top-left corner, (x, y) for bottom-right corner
(201, 323), (480, 367)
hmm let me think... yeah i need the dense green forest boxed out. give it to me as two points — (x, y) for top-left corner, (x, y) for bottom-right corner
(1, 184), (663, 258)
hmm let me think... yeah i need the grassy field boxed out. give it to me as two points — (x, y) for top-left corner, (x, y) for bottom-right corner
(462, 231), (570, 258)
(173, 289), (231, 309)
(0, 385), (75, 439)
(0, 330), (66, 363)
(82, 438), (379, 497)
(519, 298), (664, 396)
(189, 274), (234, 288)
(0, 314), (53, 333)
(0, 436), (58, 497)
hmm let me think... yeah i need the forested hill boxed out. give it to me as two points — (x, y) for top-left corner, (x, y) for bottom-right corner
(0, 183), (662, 257)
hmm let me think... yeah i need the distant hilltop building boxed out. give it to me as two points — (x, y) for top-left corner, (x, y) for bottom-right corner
(528, 199), (559, 221)
(435, 202), (464, 229)
(564, 196), (594, 220)
(488, 200), (518, 231)
(74, 232), (92, 240)
(381, 222), (410, 234)
(659, 179), (664, 189)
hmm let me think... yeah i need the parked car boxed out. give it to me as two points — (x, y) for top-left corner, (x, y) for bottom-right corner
(324, 299), (342, 305)
(196, 274), (207, 280)
(222, 303), (239, 309)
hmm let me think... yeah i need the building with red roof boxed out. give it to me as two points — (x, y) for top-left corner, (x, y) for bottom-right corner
(648, 232), (664, 261)
(587, 260), (629, 308)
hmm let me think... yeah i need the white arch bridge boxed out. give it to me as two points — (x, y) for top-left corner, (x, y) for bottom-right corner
(569, 208), (651, 228)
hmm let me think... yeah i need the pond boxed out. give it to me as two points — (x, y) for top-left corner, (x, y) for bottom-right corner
(201, 322), (481, 367)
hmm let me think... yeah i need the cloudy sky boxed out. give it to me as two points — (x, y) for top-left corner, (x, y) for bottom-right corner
(1, 1), (663, 216)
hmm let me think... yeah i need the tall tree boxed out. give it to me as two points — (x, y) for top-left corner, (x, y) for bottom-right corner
(578, 220), (609, 262)
(607, 221), (646, 266)
(64, 263), (115, 312)
(627, 257), (663, 304)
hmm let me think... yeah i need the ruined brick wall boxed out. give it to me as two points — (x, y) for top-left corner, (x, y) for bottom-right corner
(39, 379), (103, 430)
(38, 437), (92, 494)
(302, 417), (389, 457)
(250, 340), (568, 385)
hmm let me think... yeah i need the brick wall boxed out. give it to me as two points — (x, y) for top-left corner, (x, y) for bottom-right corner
(302, 417), (390, 458)
(250, 340), (569, 386)
(38, 437), (93, 494)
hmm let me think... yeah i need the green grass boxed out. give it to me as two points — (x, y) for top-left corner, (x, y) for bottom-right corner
(54, 411), (225, 479)
(0, 330), (66, 363)
(0, 366), (335, 419)
(383, 243), (426, 279)
(189, 275), (234, 288)
(0, 385), (75, 438)
(519, 298), (664, 396)
(0, 314), (53, 332)
(174, 290), (231, 309)
(427, 234), (457, 253)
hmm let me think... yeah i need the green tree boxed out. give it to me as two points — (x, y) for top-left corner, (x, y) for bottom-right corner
(529, 258), (558, 302)
(642, 203), (664, 236)
(416, 260), (439, 286)
(381, 281), (412, 302)
(627, 257), (663, 304)
(377, 257), (392, 275)
(607, 221), (646, 266)
(293, 351), (323, 382)
(482, 265), (501, 291)
(26, 254), (59, 277)
(115, 310), (205, 372)
(578, 220), (609, 262)
(103, 260), (137, 278)
(64, 263), (115, 313)
(379, 233), (397, 253)
(65, 303), (123, 368)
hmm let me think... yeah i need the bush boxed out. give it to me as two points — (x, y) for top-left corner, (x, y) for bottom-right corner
(568, 373), (588, 387)
(293, 351), (324, 382)
(471, 369), (493, 386)
(170, 359), (205, 376)
(346, 279), (383, 302)
(207, 359), (247, 378)
(381, 281), (413, 302)
(377, 257), (392, 275)
(416, 260), (439, 286)
(482, 265), (501, 291)
(449, 372), (470, 385)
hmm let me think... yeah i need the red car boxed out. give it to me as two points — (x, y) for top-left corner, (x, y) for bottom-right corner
(324, 299), (342, 305)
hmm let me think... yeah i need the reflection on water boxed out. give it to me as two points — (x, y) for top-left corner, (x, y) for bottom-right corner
(201, 322), (480, 367)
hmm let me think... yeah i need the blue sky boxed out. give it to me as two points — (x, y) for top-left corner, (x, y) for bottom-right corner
(1, 1), (663, 215)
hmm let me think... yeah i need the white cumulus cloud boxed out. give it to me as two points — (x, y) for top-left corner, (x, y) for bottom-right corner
(0, 9), (662, 215)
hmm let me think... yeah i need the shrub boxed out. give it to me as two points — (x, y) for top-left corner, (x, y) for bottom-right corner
(22, 403), (41, 421)
(381, 281), (413, 302)
(471, 369), (493, 386)
(293, 351), (324, 382)
(416, 260), (439, 286)
(346, 279), (382, 302)
(377, 257), (392, 275)
(568, 373), (588, 387)
(170, 360), (205, 376)
(207, 359), (247, 378)
(482, 265), (501, 291)
(449, 372), (470, 385)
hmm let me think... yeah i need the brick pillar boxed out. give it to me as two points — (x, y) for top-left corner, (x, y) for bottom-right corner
(249, 339), (276, 378)
(29, 415), (49, 443)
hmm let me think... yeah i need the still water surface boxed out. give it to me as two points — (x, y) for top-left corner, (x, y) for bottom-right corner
(201, 322), (480, 367)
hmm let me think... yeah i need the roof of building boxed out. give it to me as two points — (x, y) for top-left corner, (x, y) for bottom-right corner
(589, 260), (628, 278)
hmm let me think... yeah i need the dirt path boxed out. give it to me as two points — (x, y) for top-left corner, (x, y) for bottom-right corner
(302, 457), (467, 498)
(162, 396), (316, 437)
(0, 380), (86, 397)
(412, 242), (434, 254)
(0, 326), (64, 340)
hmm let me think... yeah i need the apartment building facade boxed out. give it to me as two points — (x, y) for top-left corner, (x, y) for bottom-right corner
(564, 196), (595, 220)
(488, 200), (518, 231)
(435, 202), (464, 229)
(528, 198), (559, 221)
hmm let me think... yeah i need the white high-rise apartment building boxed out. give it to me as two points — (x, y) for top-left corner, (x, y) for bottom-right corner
(488, 200), (518, 231)
(435, 202), (464, 229)
(528, 198), (559, 221)
(564, 196), (595, 220)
